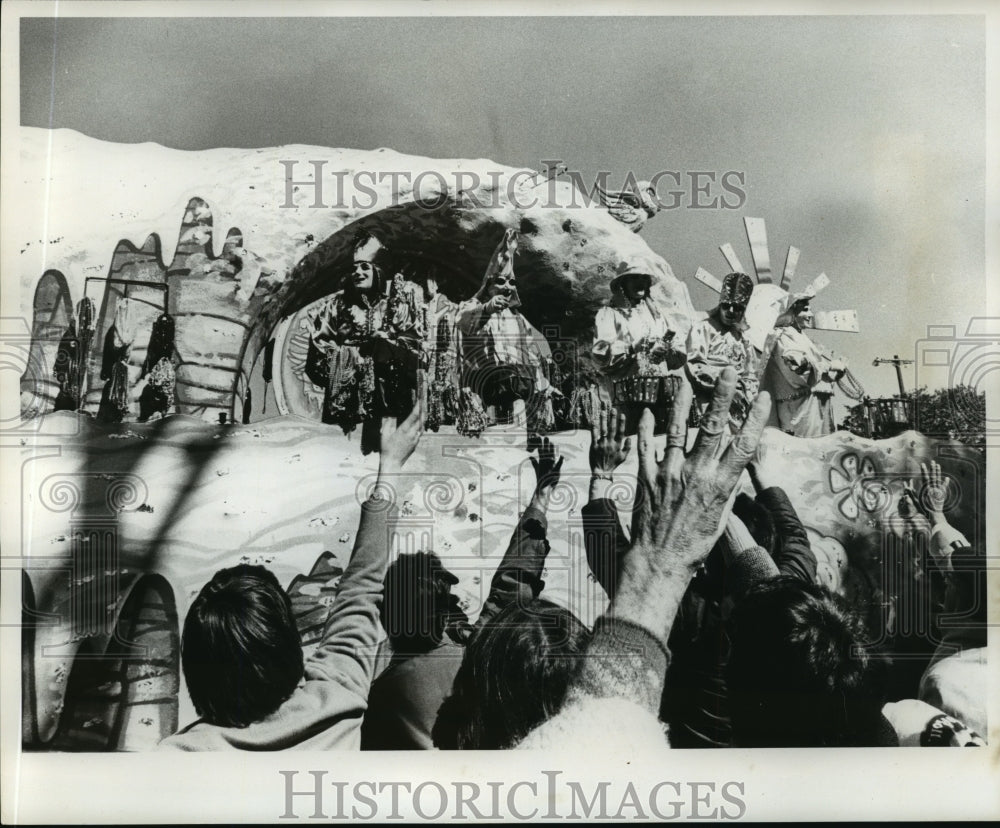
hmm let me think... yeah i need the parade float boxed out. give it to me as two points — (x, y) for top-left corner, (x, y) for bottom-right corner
(11, 128), (984, 750)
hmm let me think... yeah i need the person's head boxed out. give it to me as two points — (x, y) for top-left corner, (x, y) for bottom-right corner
(382, 552), (468, 654)
(432, 599), (590, 749)
(779, 296), (814, 331)
(611, 270), (654, 306)
(349, 233), (388, 295)
(726, 577), (889, 747)
(475, 228), (521, 305)
(792, 300), (813, 331)
(181, 564), (303, 728)
(486, 268), (517, 300)
(717, 272), (754, 328)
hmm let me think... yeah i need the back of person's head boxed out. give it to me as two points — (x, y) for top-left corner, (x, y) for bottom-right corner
(432, 599), (590, 749)
(382, 551), (468, 654)
(726, 577), (889, 747)
(181, 564), (304, 728)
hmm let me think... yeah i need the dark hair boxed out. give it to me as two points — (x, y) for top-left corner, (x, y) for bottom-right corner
(382, 552), (468, 654)
(181, 564), (304, 728)
(726, 577), (889, 747)
(432, 599), (590, 749)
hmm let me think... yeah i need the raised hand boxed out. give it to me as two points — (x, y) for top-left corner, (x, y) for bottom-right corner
(529, 435), (565, 496)
(631, 366), (771, 583)
(485, 295), (510, 314)
(569, 369), (772, 714)
(630, 380), (692, 542)
(379, 393), (425, 475)
(916, 460), (951, 527)
(588, 403), (631, 476)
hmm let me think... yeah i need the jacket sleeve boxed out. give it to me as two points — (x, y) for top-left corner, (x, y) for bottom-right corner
(474, 503), (550, 629)
(755, 486), (817, 584)
(684, 320), (718, 393)
(303, 498), (394, 698)
(777, 333), (820, 384)
(580, 497), (630, 600)
(385, 288), (427, 369)
(591, 308), (633, 374)
(457, 299), (490, 335)
(740, 340), (760, 401)
(929, 527), (986, 655)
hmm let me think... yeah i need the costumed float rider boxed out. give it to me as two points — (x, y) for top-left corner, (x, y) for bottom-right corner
(685, 271), (758, 434)
(455, 229), (554, 437)
(53, 299), (93, 412)
(305, 233), (426, 454)
(765, 296), (847, 438)
(414, 263), (460, 431)
(137, 307), (177, 422)
(590, 264), (687, 433)
(97, 294), (137, 424)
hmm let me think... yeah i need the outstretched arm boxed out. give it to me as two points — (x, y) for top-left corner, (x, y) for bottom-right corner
(457, 294), (510, 334)
(581, 404), (632, 598)
(901, 462), (984, 662)
(305, 398), (425, 696)
(475, 437), (564, 629)
(567, 368), (771, 713)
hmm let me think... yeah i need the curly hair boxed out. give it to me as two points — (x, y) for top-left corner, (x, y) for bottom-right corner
(726, 577), (890, 747)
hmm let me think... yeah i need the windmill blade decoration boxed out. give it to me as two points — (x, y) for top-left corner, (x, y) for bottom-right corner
(694, 267), (724, 294)
(803, 272), (830, 298)
(695, 217), (860, 340)
(780, 246), (800, 290)
(743, 217), (773, 284)
(718, 242), (745, 274)
(807, 309), (860, 333)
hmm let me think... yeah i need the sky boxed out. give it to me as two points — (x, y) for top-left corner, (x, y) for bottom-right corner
(18, 12), (988, 408)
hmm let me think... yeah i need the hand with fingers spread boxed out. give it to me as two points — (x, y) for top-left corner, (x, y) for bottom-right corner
(633, 367), (769, 577)
(568, 366), (772, 715)
(918, 461), (951, 527)
(901, 461), (951, 528)
(630, 380), (693, 543)
(529, 436), (565, 508)
(588, 403), (631, 479)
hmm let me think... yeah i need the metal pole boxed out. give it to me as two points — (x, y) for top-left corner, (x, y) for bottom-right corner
(892, 354), (906, 397)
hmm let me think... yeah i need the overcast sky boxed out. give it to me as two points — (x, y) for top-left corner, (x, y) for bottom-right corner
(19, 13), (987, 405)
